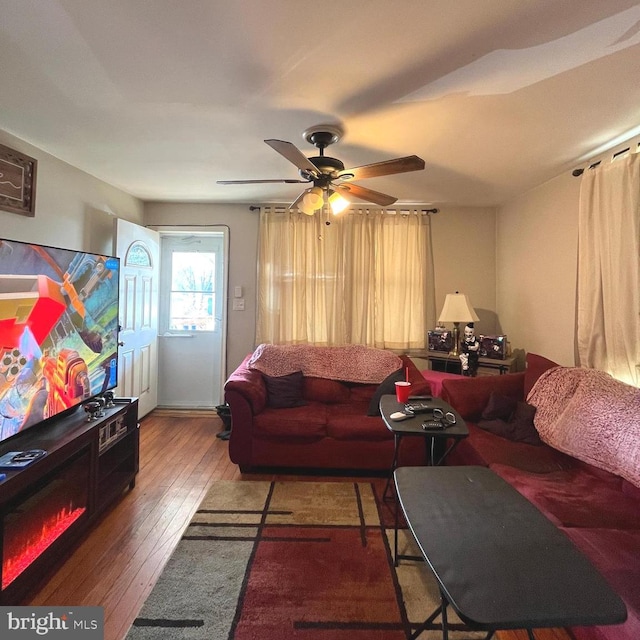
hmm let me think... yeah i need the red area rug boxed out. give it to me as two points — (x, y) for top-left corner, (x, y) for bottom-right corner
(126, 481), (479, 640)
(235, 524), (404, 639)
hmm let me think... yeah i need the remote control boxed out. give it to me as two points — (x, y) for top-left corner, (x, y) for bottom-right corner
(405, 399), (433, 414)
(11, 449), (46, 462)
(422, 420), (445, 430)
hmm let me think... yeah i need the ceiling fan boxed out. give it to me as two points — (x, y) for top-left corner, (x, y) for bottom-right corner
(217, 124), (425, 215)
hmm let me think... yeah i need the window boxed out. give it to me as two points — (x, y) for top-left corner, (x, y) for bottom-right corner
(167, 251), (216, 331)
(257, 207), (436, 349)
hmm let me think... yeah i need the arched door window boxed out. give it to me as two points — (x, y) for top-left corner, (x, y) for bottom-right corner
(125, 241), (152, 268)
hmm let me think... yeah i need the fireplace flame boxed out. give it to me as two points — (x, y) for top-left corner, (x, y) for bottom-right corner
(2, 504), (86, 589)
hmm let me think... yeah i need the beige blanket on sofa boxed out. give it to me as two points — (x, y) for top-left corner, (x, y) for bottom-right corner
(248, 343), (403, 384)
(528, 366), (640, 488)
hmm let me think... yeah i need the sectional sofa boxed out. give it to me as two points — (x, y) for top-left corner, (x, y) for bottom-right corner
(441, 354), (640, 640)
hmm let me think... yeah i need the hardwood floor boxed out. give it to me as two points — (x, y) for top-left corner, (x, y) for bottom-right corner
(27, 412), (572, 640)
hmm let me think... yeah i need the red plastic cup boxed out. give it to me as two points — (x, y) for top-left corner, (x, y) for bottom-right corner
(395, 381), (412, 403)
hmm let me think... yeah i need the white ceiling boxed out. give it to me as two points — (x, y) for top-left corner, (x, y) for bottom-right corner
(1, 0), (640, 207)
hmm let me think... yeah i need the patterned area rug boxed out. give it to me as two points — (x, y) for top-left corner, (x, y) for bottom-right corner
(126, 481), (482, 639)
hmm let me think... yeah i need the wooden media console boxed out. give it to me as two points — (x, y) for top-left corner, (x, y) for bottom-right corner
(0, 398), (139, 604)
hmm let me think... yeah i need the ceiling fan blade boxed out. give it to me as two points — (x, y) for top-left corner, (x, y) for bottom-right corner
(289, 190), (307, 210)
(217, 178), (309, 184)
(339, 155), (425, 180)
(335, 182), (397, 206)
(265, 139), (320, 177)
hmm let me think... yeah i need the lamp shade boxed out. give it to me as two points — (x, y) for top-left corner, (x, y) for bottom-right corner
(298, 198), (317, 215)
(302, 186), (323, 210)
(438, 293), (479, 324)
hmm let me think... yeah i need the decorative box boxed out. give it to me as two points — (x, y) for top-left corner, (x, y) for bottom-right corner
(428, 329), (454, 353)
(479, 335), (507, 360)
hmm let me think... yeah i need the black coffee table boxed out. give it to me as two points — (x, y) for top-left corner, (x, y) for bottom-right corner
(395, 466), (627, 640)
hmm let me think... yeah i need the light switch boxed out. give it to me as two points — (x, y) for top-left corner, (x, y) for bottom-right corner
(234, 286), (243, 298)
(232, 298), (245, 311)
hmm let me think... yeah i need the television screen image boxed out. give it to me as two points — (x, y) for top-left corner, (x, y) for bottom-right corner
(0, 239), (120, 444)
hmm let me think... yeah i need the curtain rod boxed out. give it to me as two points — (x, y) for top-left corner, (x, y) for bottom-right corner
(251, 206), (439, 213)
(572, 141), (640, 177)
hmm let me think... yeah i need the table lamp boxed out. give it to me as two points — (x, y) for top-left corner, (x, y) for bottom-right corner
(438, 292), (479, 356)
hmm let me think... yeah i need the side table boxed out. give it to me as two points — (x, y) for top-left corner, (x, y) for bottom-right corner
(427, 352), (518, 375)
(380, 394), (468, 481)
(379, 394), (468, 564)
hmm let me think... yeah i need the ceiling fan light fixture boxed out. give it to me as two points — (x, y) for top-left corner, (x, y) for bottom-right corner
(299, 197), (317, 216)
(297, 188), (320, 215)
(221, 126), (425, 209)
(302, 186), (323, 210)
(328, 190), (349, 215)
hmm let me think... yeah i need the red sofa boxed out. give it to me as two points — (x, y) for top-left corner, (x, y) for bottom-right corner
(224, 347), (431, 472)
(441, 354), (640, 640)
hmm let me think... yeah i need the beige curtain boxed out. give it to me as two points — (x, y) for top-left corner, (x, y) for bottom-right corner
(577, 151), (640, 386)
(257, 206), (436, 349)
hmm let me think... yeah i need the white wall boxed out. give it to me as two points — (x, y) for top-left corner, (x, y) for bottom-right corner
(0, 125), (499, 378)
(0, 130), (143, 252)
(144, 202), (259, 377)
(431, 206), (498, 335)
(144, 203), (499, 376)
(497, 172), (580, 365)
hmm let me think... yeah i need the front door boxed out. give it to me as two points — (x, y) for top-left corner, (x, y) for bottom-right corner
(115, 219), (160, 418)
(157, 230), (228, 408)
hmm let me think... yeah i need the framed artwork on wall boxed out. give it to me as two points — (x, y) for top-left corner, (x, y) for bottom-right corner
(0, 144), (37, 217)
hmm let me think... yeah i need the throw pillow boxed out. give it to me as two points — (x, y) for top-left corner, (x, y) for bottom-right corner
(481, 392), (517, 421)
(476, 418), (513, 440)
(509, 401), (542, 445)
(478, 401), (541, 445)
(367, 368), (404, 416)
(263, 371), (307, 409)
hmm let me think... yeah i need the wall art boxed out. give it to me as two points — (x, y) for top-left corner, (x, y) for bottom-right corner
(0, 144), (37, 217)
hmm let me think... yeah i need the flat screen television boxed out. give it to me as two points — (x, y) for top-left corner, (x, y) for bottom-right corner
(0, 238), (120, 444)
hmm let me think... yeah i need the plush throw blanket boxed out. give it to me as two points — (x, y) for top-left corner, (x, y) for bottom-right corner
(248, 344), (403, 384)
(528, 366), (640, 488)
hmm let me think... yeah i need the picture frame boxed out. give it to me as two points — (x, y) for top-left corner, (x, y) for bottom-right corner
(428, 329), (454, 353)
(0, 144), (37, 217)
(479, 334), (507, 360)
